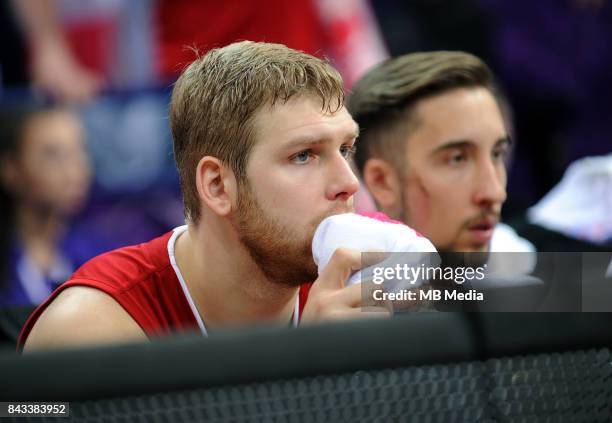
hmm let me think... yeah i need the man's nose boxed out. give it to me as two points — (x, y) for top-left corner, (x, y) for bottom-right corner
(472, 159), (507, 208)
(325, 154), (360, 202)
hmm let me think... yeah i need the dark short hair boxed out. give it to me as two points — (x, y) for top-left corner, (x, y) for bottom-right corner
(0, 103), (58, 157)
(347, 51), (496, 174)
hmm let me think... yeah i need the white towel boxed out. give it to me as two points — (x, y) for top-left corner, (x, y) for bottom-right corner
(312, 212), (437, 286)
(528, 153), (612, 244)
(487, 223), (537, 276)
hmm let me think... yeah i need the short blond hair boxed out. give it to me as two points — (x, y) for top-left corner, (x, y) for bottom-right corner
(170, 41), (345, 223)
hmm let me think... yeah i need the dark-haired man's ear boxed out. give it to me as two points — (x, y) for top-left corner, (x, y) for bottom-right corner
(362, 158), (403, 219)
(195, 156), (237, 217)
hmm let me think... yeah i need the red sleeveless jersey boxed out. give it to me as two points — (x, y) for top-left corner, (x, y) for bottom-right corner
(18, 229), (313, 350)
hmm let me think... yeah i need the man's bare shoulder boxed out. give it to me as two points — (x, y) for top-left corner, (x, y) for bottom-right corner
(23, 286), (148, 352)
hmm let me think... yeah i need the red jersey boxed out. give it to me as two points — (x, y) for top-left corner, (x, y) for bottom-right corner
(18, 227), (312, 350)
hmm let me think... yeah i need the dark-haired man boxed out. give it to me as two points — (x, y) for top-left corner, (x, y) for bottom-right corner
(348, 51), (532, 254)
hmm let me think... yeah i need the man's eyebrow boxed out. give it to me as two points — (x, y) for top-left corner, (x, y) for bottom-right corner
(495, 135), (512, 147)
(431, 135), (512, 155)
(284, 126), (360, 149)
(430, 140), (473, 155)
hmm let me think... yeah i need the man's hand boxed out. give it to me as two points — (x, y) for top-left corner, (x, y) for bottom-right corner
(300, 248), (391, 323)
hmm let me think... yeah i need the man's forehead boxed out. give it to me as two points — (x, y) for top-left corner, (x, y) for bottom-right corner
(406, 88), (507, 150)
(254, 95), (358, 146)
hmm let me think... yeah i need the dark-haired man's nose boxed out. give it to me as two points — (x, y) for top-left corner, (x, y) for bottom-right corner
(472, 159), (507, 209)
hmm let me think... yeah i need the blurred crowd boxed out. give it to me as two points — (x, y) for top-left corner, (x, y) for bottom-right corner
(1, 0), (610, 307)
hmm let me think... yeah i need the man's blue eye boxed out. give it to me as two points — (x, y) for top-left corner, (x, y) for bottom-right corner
(292, 150), (311, 164)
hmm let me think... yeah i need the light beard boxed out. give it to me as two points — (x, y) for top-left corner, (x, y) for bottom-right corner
(234, 184), (350, 287)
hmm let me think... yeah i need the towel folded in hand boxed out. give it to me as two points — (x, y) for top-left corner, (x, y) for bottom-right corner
(312, 212), (437, 285)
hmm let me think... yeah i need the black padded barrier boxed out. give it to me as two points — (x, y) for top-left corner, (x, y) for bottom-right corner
(0, 305), (36, 348)
(1, 313), (611, 422)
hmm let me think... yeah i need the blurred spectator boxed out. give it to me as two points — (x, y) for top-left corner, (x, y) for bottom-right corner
(155, 0), (387, 86)
(0, 104), (91, 305)
(9, 0), (107, 103)
(5, 0), (386, 97)
(3, 0), (157, 101)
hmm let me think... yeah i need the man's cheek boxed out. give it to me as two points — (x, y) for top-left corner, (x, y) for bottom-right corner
(404, 175), (432, 226)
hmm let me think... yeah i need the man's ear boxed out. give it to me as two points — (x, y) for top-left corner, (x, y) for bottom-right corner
(362, 158), (402, 215)
(195, 156), (237, 217)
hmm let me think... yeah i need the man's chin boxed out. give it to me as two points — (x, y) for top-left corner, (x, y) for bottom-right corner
(438, 245), (490, 268)
(439, 242), (490, 254)
(452, 231), (493, 253)
(462, 244), (490, 253)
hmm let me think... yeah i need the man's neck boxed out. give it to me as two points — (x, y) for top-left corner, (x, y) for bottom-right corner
(173, 219), (298, 331)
